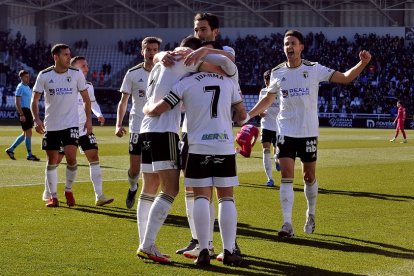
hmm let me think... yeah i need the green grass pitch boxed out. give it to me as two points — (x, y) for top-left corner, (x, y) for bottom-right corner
(1, 126), (413, 275)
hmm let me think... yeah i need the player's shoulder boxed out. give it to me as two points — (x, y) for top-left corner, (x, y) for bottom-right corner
(68, 66), (80, 71)
(86, 81), (93, 86)
(302, 60), (317, 66)
(271, 62), (287, 72)
(40, 66), (54, 74)
(128, 62), (145, 73)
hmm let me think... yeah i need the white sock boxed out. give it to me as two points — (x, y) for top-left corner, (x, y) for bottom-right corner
(280, 179), (294, 224)
(44, 175), (49, 196)
(65, 164), (77, 191)
(142, 192), (174, 248)
(128, 170), (139, 192)
(263, 149), (273, 180)
(209, 200), (215, 247)
(185, 191), (197, 240)
(304, 180), (318, 216)
(89, 162), (103, 199)
(46, 165), (58, 197)
(218, 197), (237, 252)
(193, 196), (210, 250)
(137, 193), (156, 245)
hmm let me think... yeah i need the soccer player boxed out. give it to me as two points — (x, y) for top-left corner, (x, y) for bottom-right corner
(42, 56), (113, 206)
(137, 36), (235, 264)
(241, 30), (371, 237)
(31, 43), (92, 208)
(235, 124), (259, 158)
(115, 37), (161, 211)
(5, 70), (40, 161)
(174, 12), (238, 259)
(390, 100), (407, 143)
(258, 70), (280, 187)
(144, 70), (246, 266)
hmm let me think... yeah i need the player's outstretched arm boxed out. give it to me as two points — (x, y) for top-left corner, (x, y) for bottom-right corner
(330, 50), (372, 84)
(239, 92), (276, 125)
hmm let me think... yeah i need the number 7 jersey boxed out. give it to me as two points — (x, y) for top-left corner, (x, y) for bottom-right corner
(172, 72), (242, 155)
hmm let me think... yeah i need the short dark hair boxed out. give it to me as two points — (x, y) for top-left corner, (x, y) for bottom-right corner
(194, 12), (219, 30)
(70, 56), (86, 66)
(200, 40), (223, 50)
(180, 36), (202, 50)
(397, 100), (403, 106)
(284, 30), (304, 45)
(51, 43), (70, 56)
(263, 70), (271, 81)
(142, 36), (162, 49)
(18, 70), (29, 77)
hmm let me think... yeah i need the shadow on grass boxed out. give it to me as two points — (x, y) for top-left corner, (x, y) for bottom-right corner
(138, 255), (362, 276)
(65, 204), (414, 260)
(275, 235), (414, 260)
(238, 183), (414, 202)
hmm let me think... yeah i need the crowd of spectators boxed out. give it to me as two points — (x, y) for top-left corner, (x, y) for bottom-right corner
(1, 30), (413, 118)
(220, 32), (413, 117)
(74, 39), (88, 50)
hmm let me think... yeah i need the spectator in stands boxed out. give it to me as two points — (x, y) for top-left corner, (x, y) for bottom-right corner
(5, 70), (40, 161)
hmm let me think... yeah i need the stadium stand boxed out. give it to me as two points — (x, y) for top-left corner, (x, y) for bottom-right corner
(0, 30), (413, 119)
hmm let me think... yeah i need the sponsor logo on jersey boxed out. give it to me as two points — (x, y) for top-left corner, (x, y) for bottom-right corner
(138, 78), (144, 82)
(49, 79), (54, 83)
(281, 77), (286, 81)
(289, 87), (310, 97)
(201, 132), (229, 141)
(303, 71), (309, 78)
(48, 88), (73, 96)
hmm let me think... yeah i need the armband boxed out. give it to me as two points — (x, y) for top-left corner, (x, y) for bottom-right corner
(163, 91), (181, 108)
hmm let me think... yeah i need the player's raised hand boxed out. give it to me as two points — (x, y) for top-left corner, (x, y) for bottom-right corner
(359, 50), (371, 64)
(115, 126), (127, 137)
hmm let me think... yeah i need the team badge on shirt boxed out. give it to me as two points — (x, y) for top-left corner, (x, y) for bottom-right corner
(303, 71), (309, 79)
(282, 90), (289, 98)
(67, 76), (72, 83)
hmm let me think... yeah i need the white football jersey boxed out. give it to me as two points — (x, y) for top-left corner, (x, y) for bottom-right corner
(268, 60), (335, 137)
(120, 63), (150, 133)
(140, 57), (199, 134)
(259, 88), (280, 132)
(78, 82), (102, 137)
(172, 72), (242, 155)
(33, 66), (87, 131)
